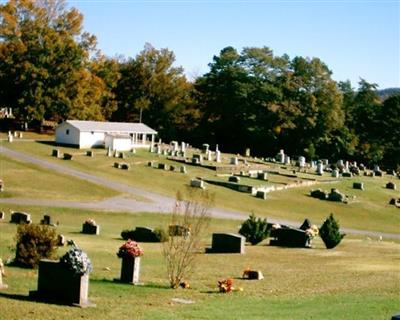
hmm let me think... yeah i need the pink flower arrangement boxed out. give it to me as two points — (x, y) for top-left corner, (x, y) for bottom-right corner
(117, 240), (143, 258)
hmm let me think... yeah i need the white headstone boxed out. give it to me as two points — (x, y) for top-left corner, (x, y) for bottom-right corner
(298, 156), (306, 167)
(316, 163), (324, 175)
(215, 150), (221, 163)
(8, 134), (13, 143)
(181, 142), (186, 152)
(207, 150), (212, 161)
(285, 156), (291, 165)
(331, 169), (339, 178)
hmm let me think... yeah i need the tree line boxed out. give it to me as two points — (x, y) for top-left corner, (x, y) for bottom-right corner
(1, 0), (399, 168)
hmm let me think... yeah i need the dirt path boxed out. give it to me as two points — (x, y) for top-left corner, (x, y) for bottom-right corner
(1, 145), (399, 240)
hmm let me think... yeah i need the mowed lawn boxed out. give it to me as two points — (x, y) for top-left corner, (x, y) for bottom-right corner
(0, 154), (120, 201)
(2, 139), (400, 234)
(0, 206), (399, 320)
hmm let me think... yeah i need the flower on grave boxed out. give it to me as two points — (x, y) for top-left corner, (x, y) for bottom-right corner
(305, 225), (319, 239)
(84, 218), (96, 226)
(242, 267), (251, 278)
(60, 247), (92, 276)
(271, 224), (281, 230)
(179, 281), (190, 289)
(117, 240), (143, 258)
(218, 278), (234, 293)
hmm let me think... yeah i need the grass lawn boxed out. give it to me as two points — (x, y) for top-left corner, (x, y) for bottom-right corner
(0, 205), (399, 319)
(3, 139), (399, 234)
(0, 154), (120, 201)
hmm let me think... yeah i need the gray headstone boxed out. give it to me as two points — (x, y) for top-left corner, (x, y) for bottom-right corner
(256, 190), (267, 200)
(353, 182), (364, 190)
(230, 157), (238, 165)
(190, 179), (205, 189)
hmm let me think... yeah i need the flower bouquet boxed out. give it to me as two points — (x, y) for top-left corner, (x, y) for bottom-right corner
(305, 225), (319, 239)
(60, 247), (92, 276)
(84, 218), (96, 226)
(218, 278), (234, 293)
(117, 240), (143, 259)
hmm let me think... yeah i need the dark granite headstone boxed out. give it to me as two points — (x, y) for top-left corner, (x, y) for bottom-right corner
(209, 233), (245, 254)
(130, 227), (159, 242)
(228, 176), (240, 183)
(40, 215), (51, 225)
(270, 227), (310, 248)
(82, 223), (100, 235)
(386, 182), (396, 190)
(299, 219), (312, 231)
(10, 211), (31, 224)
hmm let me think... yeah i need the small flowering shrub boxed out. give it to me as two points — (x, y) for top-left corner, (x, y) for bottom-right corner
(117, 240), (143, 258)
(60, 247), (92, 276)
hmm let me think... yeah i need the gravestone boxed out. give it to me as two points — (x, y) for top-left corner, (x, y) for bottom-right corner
(202, 143), (209, 154)
(63, 153), (73, 160)
(230, 157), (239, 166)
(298, 156), (306, 168)
(148, 161), (154, 167)
(130, 227), (159, 242)
(8, 133), (13, 143)
(337, 160), (344, 169)
(169, 165), (176, 171)
(210, 233), (245, 254)
(120, 163), (130, 170)
(30, 259), (93, 307)
(180, 166), (187, 174)
(181, 142), (186, 153)
(270, 227), (310, 248)
(386, 182), (396, 190)
(245, 148), (251, 157)
(171, 141), (179, 152)
(256, 190), (267, 200)
(299, 219), (312, 231)
(328, 188), (346, 202)
(190, 179), (205, 189)
(276, 150), (285, 163)
(215, 150), (221, 163)
(310, 189), (328, 200)
(82, 223), (100, 235)
(0, 180), (3, 192)
(242, 270), (264, 280)
(228, 176), (240, 183)
(374, 170), (383, 177)
(316, 163), (324, 175)
(10, 211), (31, 224)
(18, 132), (23, 139)
(342, 172), (352, 178)
(40, 215), (52, 225)
(353, 182), (364, 190)
(114, 162), (121, 169)
(257, 172), (268, 180)
(106, 147), (112, 157)
(285, 156), (291, 165)
(86, 150), (93, 157)
(52, 149), (60, 157)
(192, 154), (203, 164)
(331, 169), (339, 178)
(158, 163), (168, 170)
(0, 211), (4, 220)
(57, 234), (66, 246)
(206, 150), (213, 161)
(0, 258), (8, 289)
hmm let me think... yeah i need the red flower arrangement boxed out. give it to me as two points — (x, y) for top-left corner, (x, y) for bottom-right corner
(218, 278), (234, 293)
(117, 240), (144, 258)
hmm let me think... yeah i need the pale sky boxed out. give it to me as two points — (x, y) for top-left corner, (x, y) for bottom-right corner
(47, 1), (400, 88)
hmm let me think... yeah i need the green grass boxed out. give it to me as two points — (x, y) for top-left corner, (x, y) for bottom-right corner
(0, 154), (121, 201)
(0, 205), (399, 319)
(2, 139), (400, 234)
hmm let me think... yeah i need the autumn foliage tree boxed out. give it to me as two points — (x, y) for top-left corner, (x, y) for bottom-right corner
(0, 0), (117, 125)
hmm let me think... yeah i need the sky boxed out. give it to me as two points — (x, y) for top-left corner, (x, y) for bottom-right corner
(68, 0), (400, 88)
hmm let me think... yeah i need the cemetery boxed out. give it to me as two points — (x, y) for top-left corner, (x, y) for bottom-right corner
(0, 136), (399, 319)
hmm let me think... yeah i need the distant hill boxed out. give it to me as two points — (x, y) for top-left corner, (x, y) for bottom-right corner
(377, 88), (400, 100)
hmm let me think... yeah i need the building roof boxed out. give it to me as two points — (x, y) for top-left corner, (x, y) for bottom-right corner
(65, 120), (157, 134)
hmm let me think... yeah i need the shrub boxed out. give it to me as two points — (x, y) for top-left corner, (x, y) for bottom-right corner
(239, 213), (270, 245)
(319, 213), (345, 249)
(154, 227), (168, 242)
(15, 224), (58, 268)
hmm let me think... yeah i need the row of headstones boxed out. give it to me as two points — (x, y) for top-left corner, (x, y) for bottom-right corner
(148, 161), (187, 173)
(352, 181), (396, 191)
(6, 131), (23, 142)
(310, 188), (348, 203)
(106, 147), (131, 158)
(51, 149), (73, 160)
(114, 162), (130, 170)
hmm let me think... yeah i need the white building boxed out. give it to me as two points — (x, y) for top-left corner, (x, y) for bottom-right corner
(55, 120), (157, 151)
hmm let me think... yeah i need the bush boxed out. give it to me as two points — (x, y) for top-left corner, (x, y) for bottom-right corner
(239, 213), (270, 245)
(121, 227), (168, 242)
(319, 213), (345, 249)
(15, 224), (58, 268)
(154, 227), (168, 242)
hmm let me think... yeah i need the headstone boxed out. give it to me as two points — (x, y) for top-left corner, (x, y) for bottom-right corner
(255, 190), (267, 200)
(13, 131), (18, 138)
(0, 258), (8, 289)
(29, 259), (93, 307)
(192, 154), (203, 164)
(82, 222), (100, 235)
(284, 156), (291, 165)
(63, 153), (73, 160)
(114, 162), (121, 169)
(120, 152), (126, 159)
(107, 147), (112, 157)
(130, 227), (159, 242)
(190, 179), (205, 189)
(40, 215), (52, 225)
(0, 179), (3, 192)
(328, 188), (346, 202)
(353, 182), (364, 190)
(202, 143), (209, 154)
(170, 165), (176, 171)
(331, 169), (339, 178)
(321, 159), (329, 166)
(316, 163), (324, 175)
(374, 165), (380, 172)
(148, 161), (154, 167)
(245, 148), (251, 157)
(276, 150), (285, 163)
(120, 163), (130, 170)
(52, 149), (60, 157)
(337, 160), (344, 169)
(57, 234), (66, 246)
(206, 150), (213, 161)
(210, 233), (245, 254)
(270, 227), (310, 248)
(170, 141), (179, 152)
(230, 157), (239, 166)
(181, 142), (186, 153)
(345, 161), (349, 171)
(8, 134), (13, 143)
(298, 156), (306, 168)
(86, 150), (93, 157)
(180, 166), (187, 174)
(386, 182), (396, 190)
(215, 150), (221, 163)
(242, 270), (264, 280)
(158, 163), (168, 170)
(374, 170), (383, 177)
(299, 219), (312, 231)
(257, 172), (268, 180)
(118, 256), (141, 284)
(342, 172), (352, 178)
(10, 211), (31, 224)
(0, 211), (4, 220)
(310, 189), (328, 200)
(228, 176), (240, 183)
